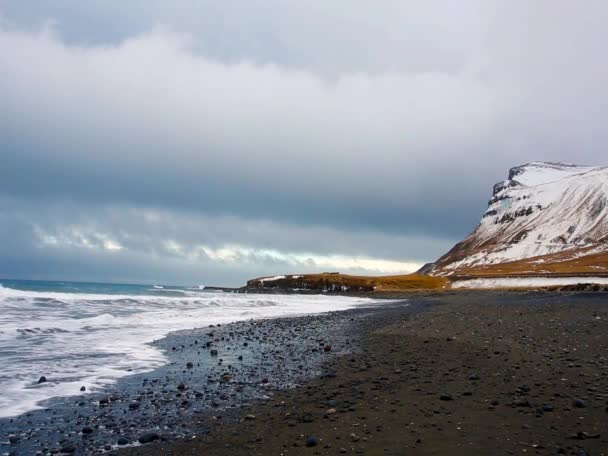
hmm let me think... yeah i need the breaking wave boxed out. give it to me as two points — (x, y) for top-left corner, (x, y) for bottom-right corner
(0, 282), (380, 418)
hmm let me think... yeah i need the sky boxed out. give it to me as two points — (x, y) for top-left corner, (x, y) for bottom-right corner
(1, 1), (607, 286)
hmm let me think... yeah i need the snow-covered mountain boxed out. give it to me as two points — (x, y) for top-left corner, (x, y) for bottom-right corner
(433, 162), (608, 276)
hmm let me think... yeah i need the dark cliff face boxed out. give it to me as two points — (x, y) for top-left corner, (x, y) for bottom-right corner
(492, 179), (518, 197)
(432, 162), (608, 276)
(246, 273), (447, 292)
(434, 163), (550, 271)
(508, 164), (528, 181)
(247, 275), (374, 293)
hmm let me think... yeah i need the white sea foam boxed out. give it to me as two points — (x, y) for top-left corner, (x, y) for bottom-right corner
(0, 284), (384, 418)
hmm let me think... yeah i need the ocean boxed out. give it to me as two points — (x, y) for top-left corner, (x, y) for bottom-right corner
(0, 279), (378, 418)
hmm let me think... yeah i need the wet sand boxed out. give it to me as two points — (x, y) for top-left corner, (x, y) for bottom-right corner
(3, 291), (608, 455)
(118, 291), (608, 456)
(0, 300), (403, 455)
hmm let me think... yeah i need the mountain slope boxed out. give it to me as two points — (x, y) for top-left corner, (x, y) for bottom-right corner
(433, 162), (608, 276)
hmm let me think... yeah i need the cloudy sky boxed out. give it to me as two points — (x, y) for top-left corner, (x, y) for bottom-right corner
(1, 1), (607, 286)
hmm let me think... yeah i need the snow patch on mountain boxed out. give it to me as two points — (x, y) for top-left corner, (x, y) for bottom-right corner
(506, 161), (598, 187)
(259, 275), (287, 283)
(435, 162), (608, 274)
(452, 276), (608, 289)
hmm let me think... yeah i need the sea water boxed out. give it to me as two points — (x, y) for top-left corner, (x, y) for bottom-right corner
(0, 279), (379, 418)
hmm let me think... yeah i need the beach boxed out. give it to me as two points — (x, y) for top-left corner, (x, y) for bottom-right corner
(2, 291), (608, 455)
(0, 291), (398, 455)
(119, 291), (608, 456)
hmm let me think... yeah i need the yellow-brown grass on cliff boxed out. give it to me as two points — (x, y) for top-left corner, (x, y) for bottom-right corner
(251, 273), (447, 291)
(362, 273), (447, 290)
(451, 250), (608, 277)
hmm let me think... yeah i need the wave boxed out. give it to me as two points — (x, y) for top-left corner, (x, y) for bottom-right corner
(7, 313), (119, 337)
(0, 284), (205, 302)
(16, 327), (70, 336)
(0, 284), (386, 418)
(146, 287), (193, 296)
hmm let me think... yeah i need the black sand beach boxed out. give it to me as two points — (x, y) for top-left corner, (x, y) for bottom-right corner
(3, 291), (608, 456)
(0, 298), (403, 455)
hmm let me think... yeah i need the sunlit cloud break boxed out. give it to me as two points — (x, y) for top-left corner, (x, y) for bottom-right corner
(196, 245), (421, 275)
(34, 225), (420, 275)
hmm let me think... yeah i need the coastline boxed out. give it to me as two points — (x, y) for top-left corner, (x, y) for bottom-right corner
(0, 298), (413, 455)
(3, 291), (608, 455)
(119, 290), (608, 456)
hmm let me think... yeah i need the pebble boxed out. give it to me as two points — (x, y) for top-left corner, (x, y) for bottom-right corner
(138, 432), (160, 444)
(59, 444), (76, 454)
(573, 399), (586, 408)
(0, 308), (367, 454)
(305, 435), (319, 447)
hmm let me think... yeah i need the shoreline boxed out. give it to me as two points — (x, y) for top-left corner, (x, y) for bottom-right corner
(3, 291), (608, 455)
(119, 291), (608, 456)
(0, 299), (413, 455)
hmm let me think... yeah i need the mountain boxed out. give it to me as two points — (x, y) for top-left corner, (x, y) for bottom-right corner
(246, 161), (608, 292)
(432, 162), (608, 277)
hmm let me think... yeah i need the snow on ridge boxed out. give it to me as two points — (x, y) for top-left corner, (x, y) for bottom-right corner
(508, 162), (603, 188)
(436, 162), (608, 272)
(259, 275), (286, 283)
(258, 275), (304, 283)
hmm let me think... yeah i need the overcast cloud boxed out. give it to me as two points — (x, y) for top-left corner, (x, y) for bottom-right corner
(1, 1), (607, 285)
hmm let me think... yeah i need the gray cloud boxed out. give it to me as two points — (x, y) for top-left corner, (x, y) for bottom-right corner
(0, 0), (483, 76)
(0, 197), (449, 285)
(0, 24), (502, 238)
(0, 1), (607, 284)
